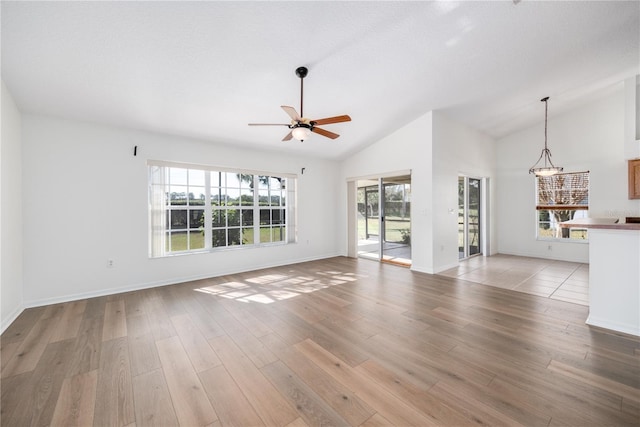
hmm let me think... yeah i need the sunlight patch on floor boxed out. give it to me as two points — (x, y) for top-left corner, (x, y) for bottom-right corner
(194, 270), (367, 304)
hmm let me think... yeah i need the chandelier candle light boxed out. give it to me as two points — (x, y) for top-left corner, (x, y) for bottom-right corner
(529, 96), (563, 176)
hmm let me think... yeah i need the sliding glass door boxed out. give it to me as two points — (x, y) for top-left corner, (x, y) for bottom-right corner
(458, 176), (482, 259)
(357, 174), (411, 266)
(357, 183), (381, 260)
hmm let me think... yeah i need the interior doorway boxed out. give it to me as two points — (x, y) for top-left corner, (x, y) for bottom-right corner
(458, 175), (482, 259)
(356, 174), (411, 266)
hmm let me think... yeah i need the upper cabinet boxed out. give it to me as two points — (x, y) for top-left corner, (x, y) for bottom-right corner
(630, 158), (640, 200)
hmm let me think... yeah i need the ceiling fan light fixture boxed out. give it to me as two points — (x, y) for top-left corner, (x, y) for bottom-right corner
(292, 125), (311, 141)
(529, 96), (563, 177)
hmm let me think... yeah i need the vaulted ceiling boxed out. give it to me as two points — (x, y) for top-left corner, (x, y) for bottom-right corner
(2, 1), (638, 159)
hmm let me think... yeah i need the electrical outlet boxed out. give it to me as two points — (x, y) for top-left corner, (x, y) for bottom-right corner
(547, 245), (552, 251)
(107, 259), (114, 268)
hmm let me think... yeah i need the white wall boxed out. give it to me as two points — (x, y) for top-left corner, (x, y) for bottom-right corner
(496, 84), (639, 262)
(21, 115), (341, 306)
(339, 111), (495, 274)
(432, 111), (496, 271)
(339, 113), (434, 272)
(623, 75), (640, 158)
(1, 81), (24, 331)
(14, 83), (635, 320)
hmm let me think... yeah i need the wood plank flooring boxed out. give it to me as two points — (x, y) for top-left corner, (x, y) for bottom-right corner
(1, 256), (639, 426)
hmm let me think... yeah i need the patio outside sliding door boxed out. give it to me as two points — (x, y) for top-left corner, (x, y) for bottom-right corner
(357, 174), (411, 266)
(381, 176), (411, 265)
(357, 183), (381, 260)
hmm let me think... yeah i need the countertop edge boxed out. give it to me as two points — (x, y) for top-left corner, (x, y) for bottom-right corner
(560, 218), (640, 230)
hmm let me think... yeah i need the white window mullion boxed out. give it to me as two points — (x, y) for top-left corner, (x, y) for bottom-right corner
(462, 178), (468, 258)
(253, 175), (260, 245)
(204, 172), (212, 249)
(185, 171), (191, 250)
(287, 178), (296, 243)
(149, 165), (168, 257)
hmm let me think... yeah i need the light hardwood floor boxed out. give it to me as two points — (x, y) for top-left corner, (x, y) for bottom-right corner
(1, 256), (638, 426)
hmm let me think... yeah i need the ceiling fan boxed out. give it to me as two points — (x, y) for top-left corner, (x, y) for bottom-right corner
(248, 66), (351, 142)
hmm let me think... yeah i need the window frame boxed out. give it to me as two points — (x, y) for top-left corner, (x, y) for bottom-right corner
(148, 161), (296, 258)
(535, 171), (589, 242)
(164, 167), (207, 253)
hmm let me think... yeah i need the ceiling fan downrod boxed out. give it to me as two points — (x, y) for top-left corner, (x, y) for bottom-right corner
(296, 66), (308, 118)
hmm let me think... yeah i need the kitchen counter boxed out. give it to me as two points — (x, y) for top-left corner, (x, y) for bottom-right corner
(560, 217), (640, 230)
(560, 218), (639, 337)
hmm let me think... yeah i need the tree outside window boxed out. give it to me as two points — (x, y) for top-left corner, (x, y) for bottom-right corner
(149, 163), (294, 257)
(536, 171), (589, 240)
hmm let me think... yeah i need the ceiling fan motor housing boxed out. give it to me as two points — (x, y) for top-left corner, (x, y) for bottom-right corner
(295, 66), (308, 78)
(290, 122), (312, 130)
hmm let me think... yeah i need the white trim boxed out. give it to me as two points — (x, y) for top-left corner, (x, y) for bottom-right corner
(1, 305), (25, 335)
(411, 264), (434, 274)
(149, 164), (295, 257)
(434, 261), (461, 274)
(458, 175), (485, 259)
(345, 169), (412, 182)
(23, 252), (341, 309)
(346, 181), (357, 258)
(481, 177), (490, 256)
(411, 260), (460, 275)
(586, 315), (640, 337)
(497, 250), (588, 264)
(147, 159), (298, 179)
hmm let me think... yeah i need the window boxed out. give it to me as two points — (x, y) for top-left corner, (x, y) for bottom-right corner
(536, 171), (589, 240)
(149, 162), (296, 257)
(257, 176), (287, 244)
(166, 168), (206, 252)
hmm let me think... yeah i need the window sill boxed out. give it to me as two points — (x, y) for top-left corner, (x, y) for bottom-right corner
(150, 241), (290, 259)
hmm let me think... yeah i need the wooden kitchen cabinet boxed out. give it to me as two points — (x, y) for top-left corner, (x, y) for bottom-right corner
(630, 158), (640, 199)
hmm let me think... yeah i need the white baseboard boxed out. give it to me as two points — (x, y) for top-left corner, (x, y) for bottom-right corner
(410, 261), (459, 275)
(433, 261), (460, 274)
(23, 253), (340, 309)
(1, 304), (24, 335)
(410, 264), (434, 274)
(498, 250), (588, 264)
(586, 315), (640, 337)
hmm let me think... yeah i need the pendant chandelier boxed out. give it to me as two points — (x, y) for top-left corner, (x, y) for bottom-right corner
(529, 96), (563, 176)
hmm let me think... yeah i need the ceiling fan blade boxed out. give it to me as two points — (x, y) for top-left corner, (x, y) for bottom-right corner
(282, 131), (293, 141)
(311, 115), (351, 126)
(281, 106), (301, 121)
(248, 123), (289, 126)
(311, 127), (339, 140)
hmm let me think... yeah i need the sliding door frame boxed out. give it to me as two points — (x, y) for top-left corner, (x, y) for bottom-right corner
(458, 175), (490, 260)
(347, 170), (412, 265)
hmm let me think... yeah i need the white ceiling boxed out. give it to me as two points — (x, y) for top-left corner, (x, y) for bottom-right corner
(2, 1), (638, 160)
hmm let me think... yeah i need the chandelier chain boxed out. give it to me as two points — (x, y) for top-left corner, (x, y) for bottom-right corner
(529, 96), (562, 176)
